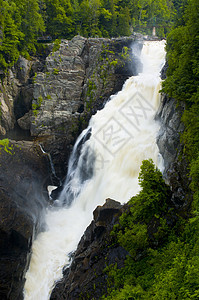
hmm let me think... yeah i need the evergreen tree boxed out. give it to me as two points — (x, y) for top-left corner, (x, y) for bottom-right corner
(45, 0), (75, 38)
(0, 1), (23, 69)
(16, 0), (45, 54)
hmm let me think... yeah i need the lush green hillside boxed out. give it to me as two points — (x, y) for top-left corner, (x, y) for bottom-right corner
(0, 0), (177, 70)
(102, 159), (199, 299)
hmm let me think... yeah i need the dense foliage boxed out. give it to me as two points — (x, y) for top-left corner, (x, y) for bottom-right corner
(0, 0), (177, 70)
(103, 160), (199, 299)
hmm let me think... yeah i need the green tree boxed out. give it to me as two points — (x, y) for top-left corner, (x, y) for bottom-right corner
(116, 6), (131, 36)
(16, 0), (45, 54)
(45, 0), (75, 38)
(0, 1), (23, 69)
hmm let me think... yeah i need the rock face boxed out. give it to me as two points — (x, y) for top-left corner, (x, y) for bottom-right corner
(18, 35), (139, 180)
(0, 140), (51, 299)
(0, 73), (18, 135)
(156, 93), (192, 210)
(51, 199), (128, 300)
(0, 57), (39, 136)
(0, 35), (140, 181)
(30, 36), (139, 137)
(0, 36), (141, 181)
(156, 94), (184, 176)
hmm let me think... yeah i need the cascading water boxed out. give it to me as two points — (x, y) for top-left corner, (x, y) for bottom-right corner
(24, 40), (166, 300)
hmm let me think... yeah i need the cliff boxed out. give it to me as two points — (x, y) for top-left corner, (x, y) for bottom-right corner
(0, 36), (190, 299)
(0, 35), (140, 181)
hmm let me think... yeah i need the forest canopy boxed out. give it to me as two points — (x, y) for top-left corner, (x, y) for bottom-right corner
(0, 0), (178, 70)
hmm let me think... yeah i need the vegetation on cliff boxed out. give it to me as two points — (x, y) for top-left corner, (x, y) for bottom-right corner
(0, 0), (178, 70)
(103, 159), (199, 299)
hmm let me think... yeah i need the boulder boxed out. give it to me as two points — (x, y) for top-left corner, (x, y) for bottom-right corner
(17, 110), (32, 130)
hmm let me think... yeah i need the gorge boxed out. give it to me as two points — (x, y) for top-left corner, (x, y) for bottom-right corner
(1, 0), (199, 298)
(0, 36), (186, 300)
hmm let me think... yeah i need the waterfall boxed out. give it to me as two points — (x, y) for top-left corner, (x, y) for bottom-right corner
(24, 40), (166, 300)
(39, 144), (60, 183)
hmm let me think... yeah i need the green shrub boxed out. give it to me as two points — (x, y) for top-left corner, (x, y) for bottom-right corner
(52, 39), (61, 53)
(32, 95), (43, 116)
(0, 139), (14, 154)
(103, 157), (199, 299)
(53, 68), (59, 75)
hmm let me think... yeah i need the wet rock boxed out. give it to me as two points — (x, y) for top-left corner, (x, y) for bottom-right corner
(17, 110), (32, 130)
(0, 83), (16, 133)
(156, 94), (184, 176)
(156, 93), (191, 209)
(0, 139), (51, 299)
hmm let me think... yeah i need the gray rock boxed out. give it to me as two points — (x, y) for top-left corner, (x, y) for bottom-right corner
(28, 35), (137, 179)
(17, 110), (32, 130)
(16, 56), (31, 83)
(156, 94), (184, 175)
(156, 92), (191, 209)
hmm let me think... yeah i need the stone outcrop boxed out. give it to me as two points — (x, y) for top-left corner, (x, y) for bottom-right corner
(0, 35), (140, 181)
(51, 199), (128, 300)
(0, 58), (32, 135)
(0, 47), (50, 137)
(0, 139), (51, 299)
(18, 35), (139, 180)
(30, 36), (138, 137)
(0, 73), (17, 135)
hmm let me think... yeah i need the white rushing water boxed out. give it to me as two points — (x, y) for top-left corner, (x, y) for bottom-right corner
(24, 40), (166, 300)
